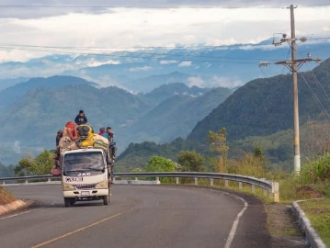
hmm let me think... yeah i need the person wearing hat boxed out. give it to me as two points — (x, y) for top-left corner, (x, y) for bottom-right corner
(75, 110), (88, 125)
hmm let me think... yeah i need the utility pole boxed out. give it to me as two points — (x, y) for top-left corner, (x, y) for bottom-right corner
(259, 5), (321, 174)
(290, 4), (300, 174)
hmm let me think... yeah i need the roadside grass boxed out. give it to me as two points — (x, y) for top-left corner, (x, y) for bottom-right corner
(0, 186), (17, 205)
(299, 199), (330, 247)
(272, 154), (330, 245)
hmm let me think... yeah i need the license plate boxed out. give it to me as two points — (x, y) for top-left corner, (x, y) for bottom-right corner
(81, 191), (90, 196)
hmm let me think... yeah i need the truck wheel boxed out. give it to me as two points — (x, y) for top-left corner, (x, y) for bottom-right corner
(103, 195), (110, 205)
(64, 198), (71, 207)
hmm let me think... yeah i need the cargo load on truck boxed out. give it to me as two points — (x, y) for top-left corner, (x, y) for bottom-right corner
(52, 122), (113, 176)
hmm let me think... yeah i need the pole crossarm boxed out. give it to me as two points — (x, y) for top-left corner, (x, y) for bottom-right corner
(275, 57), (321, 71)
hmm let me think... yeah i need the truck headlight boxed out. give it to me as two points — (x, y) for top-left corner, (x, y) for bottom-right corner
(62, 183), (75, 191)
(95, 180), (108, 189)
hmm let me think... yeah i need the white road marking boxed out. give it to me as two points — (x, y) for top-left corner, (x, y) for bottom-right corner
(224, 195), (248, 248)
(0, 210), (32, 220)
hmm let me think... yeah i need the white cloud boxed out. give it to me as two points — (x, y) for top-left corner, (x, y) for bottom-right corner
(188, 75), (243, 88)
(188, 76), (204, 87)
(210, 76), (243, 88)
(0, 6), (329, 63)
(83, 59), (120, 67)
(178, 61), (192, 67)
(12, 141), (21, 154)
(322, 26), (330, 31)
(129, 66), (152, 72)
(0, 49), (50, 63)
(160, 60), (178, 64)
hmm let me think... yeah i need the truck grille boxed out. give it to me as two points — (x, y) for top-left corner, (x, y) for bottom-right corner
(75, 184), (96, 190)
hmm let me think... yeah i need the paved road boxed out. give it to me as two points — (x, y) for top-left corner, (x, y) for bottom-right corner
(1, 185), (270, 248)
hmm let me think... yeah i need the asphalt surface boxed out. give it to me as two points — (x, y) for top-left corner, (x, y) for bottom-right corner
(1, 185), (270, 248)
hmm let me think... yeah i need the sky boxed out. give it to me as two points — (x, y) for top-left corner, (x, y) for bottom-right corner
(0, 0), (330, 63)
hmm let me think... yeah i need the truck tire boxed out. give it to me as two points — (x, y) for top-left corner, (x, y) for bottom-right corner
(103, 195), (109, 205)
(64, 198), (71, 207)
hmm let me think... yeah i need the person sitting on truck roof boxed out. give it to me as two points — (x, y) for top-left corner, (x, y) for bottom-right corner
(106, 127), (114, 142)
(75, 110), (88, 125)
(98, 127), (108, 139)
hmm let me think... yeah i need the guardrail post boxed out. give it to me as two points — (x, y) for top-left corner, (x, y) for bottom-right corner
(263, 188), (267, 196)
(194, 178), (198, 186)
(273, 182), (280, 202)
(238, 182), (242, 190)
(210, 178), (214, 187)
(156, 177), (160, 184)
(135, 177), (138, 181)
(225, 180), (228, 188)
(113, 177), (116, 182)
(48, 178), (51, 183)
(25, 180), (28, 184)
(251, 184), (255, 193)
(176, 177), (179, 184)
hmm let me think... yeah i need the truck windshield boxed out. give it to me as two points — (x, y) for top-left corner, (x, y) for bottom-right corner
(63, 152), (104, 172)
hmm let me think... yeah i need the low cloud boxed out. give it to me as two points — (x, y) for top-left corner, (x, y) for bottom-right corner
(129, 66), (152, 72)
(210, 76), (243, 88)
(84, 59), (120, 67)
(178, 61), (192, 67)
(188, 75), (243, 88)
(188, 76), (204, 87)
(12, 140), (21, 154)
(160, 60), (178, 65)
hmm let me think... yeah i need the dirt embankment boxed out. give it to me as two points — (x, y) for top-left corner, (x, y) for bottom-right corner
(0, 186), (17, 205)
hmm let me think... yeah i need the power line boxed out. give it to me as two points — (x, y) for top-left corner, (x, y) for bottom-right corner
(0, 46), (267, 65)
(299, 72), (330, 119)
(0, 4), (283, 9)
(0, 43), (282, 63)
(307, 65), (330, 108)
(0, 42), (282, 59)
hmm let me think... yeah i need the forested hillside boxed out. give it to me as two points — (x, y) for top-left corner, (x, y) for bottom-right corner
(116, 58), (330, 172)
(188, 58), (330, 142)
(0, 77), (232, 165)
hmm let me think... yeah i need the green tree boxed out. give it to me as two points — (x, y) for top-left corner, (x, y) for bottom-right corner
(145, 156), (177, 172)
(254, 146), (264, 160)
(206, 128), (229, 172)
(14, 150), (54, 176)
(145, 156), (178, 183)
(177, 150), (204, 172)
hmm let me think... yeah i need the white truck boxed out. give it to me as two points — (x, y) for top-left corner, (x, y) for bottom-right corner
(61, 147), (111, 207)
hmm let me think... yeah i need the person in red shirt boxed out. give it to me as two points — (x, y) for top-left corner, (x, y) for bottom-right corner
(98, 127), (105, 136)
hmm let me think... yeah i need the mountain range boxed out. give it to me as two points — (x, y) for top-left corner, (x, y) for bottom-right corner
(0, 76), (232, 165)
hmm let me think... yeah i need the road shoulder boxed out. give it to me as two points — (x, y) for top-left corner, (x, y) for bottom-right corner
(0, 199), (35, 216)
(265, 203), (308, 247)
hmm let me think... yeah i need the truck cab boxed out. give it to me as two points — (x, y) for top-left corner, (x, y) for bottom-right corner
(61, 148), (111, 207)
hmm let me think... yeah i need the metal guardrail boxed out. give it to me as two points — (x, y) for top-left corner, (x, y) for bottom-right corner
(0, 172), (279, 202)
